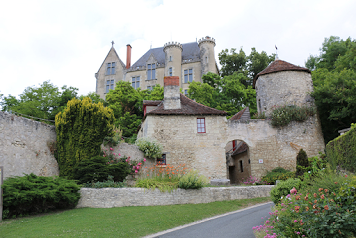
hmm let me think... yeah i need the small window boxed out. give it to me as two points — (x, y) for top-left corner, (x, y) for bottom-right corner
(157, 154), (166, 165)
(197, 118), (206, 133)
(184, 69), (193, 83)
(184, 89), (188, 96)
(132, 76), (140, 89)
(106, 79), (114, 93)
(169, 56), (172, 61)
(169, 67), (172, 76)
(239, 160), (243, 172)
(147, 63), (156, 80)
(147, 85), (155, 91)
(106, 62), (116, 75)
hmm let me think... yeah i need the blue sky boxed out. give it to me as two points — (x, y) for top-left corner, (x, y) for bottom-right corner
(1, 0), (355, 98)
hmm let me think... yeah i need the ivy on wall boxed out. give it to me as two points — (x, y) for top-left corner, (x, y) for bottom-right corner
(55, 97), (115, 178)
(326, 125), (356, 172)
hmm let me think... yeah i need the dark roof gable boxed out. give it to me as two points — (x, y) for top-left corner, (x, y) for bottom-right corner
(146, 94), (227, 116)
(253, 60), (311, 88)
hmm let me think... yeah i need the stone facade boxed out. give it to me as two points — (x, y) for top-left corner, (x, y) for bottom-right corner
(76, 185), (274, 208)
(95, 36), (218, 99)
(0, 111), (59, 179)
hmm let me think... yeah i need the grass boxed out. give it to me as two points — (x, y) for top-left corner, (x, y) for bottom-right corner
(0, 197), (270, 238)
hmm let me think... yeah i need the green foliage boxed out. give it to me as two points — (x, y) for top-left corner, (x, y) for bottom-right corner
(55, 97), (115, 179)
(103, 126), (123, 147)
(2, 173), (80, 219)
(306, 36), (356, 142)
(135, 178), (179, 192)
(135, 137), (163, 159)
(79, 91), (106, 105)
(178, 170), (209, 189)
(188, 72), (257, 117)
(105, 81), (163, 140)
(263, 173), (356, 238)
(83, 175), (127, 188)
(0, 81), (78, 123)
(261, 167), (295, 185)
(326, 125), (356, 172)
(270, 104), (316, 127)
(296, 149), (309, 177)
(270, 178), (302, 204)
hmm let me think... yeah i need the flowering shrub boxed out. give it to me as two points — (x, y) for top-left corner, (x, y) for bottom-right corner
(271, 105), (316, 127)
(178, 170), (208, 189)
(241, 176), (267, 185)
(135, 137), (163, 159)
(270, 178), (303, 204)
(256, 173), (356, 237)
(261, 167), (295, 185)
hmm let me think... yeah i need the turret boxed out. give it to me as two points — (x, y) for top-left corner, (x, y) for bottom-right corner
(164, 42), (183, 86)
(198, 36), (217, 75)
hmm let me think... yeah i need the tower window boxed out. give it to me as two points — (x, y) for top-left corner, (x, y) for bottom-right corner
(106, 79), (114, 93)
(132, 76), (140, 89)
(106, 62), (116, 75)
(169, 56), (172, 61)
(184, 69), (193, 83)
(147, 63), (156, 80)
(169, 67), (172, 76)
(197, 118), (206, 133)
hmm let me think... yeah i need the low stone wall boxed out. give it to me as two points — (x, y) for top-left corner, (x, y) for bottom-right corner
(76, 185), (274, 208)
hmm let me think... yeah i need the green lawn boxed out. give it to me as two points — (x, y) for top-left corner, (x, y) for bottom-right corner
(0, 197), (270, 238)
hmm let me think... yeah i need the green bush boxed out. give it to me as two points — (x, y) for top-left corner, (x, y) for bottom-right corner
(135, 137), (163, 159)
(55, 97), (115, 179)
(270, 178), (302, 204)
(135, 178), (179, 192)
(73, 155), (130, 184)
(83, 175), (126, 188)
(271, 104), (316, 127)
(261, 167), (295, 185)
(2, 173), (80, 219)
(296, 149), (310, 177)
(178, 170), (208, 189)
(326, 125), (356, 172)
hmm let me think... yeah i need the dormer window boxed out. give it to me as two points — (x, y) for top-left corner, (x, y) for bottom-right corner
(147, 63), (156, 80)
(106, 62), (116, 75)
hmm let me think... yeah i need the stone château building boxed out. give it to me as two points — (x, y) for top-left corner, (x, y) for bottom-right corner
(95, 36), (218, 99)
(138, 59), (325, 184)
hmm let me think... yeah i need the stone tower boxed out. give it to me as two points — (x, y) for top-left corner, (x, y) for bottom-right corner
(164, 42), (183, 84)
(254, 59), (314, 116)
(198, 36), (217, 75)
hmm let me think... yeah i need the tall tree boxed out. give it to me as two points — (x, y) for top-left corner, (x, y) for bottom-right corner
(306, 36), (356, 142)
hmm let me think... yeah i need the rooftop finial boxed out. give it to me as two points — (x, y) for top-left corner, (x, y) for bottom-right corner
(275, 45), (279, 60)
(111, 41), (115, 47)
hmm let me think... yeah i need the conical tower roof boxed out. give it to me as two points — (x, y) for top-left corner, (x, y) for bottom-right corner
(253, 60), (311, 88)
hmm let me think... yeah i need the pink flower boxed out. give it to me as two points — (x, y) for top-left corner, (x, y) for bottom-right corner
(143, 158), (146, 162)
(113, 153), (116, 155)
(135, 170), (138, 173)
(294, 220), (298, 223)
(119, 153), (121, 156)
(345, 175), (348, 178)
(133, 166), (135, 169)
(138, 163), (142, 165)
(125, 159), (128, 162)
(290, 187), (297, 195)
(110, 148), (113, 151)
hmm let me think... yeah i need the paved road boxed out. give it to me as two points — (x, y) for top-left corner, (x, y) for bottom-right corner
(145, 202), (273, 238)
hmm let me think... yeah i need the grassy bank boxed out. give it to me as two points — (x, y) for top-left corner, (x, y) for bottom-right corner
(0, 197), (270, 238)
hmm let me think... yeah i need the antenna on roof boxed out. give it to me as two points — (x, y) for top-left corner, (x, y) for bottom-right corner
(275, 45), (279, 60)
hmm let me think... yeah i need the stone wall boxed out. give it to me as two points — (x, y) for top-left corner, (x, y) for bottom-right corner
(0, 111), (59, 179)
(138, 115), (228, 180)
(76, 185), (274, 208)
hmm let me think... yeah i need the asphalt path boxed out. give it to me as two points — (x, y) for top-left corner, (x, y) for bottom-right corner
(144, 202), (274, 238)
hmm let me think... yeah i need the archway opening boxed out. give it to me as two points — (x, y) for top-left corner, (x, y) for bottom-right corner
(225, 140), (251, 185)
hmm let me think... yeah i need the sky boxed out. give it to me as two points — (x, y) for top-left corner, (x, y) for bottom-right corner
(0, 0), (355, 98)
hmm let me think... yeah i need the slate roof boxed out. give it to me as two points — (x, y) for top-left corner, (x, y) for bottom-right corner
(229, 107), (250, 121)
(146, 94), (227, 116)
(231, 142), (248, 156)
(253, 60), (311, 88)
(132, 42), (201, 68)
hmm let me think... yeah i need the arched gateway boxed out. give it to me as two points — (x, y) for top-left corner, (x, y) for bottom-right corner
(138, 60), (325, 184)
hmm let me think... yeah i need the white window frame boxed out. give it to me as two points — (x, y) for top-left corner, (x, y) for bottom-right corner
(184, 68), (193, 83)
(106, 62), (116, 75)
(106, 79), (114, 93)
(132, 76), (140, 89)
(147, 63), (156, 80)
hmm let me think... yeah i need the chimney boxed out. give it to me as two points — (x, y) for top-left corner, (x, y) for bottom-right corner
(126, 44), (132, 69)
(164, 76), (181, 110)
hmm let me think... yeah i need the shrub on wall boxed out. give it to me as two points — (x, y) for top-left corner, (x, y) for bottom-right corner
(178, 170), (209, 189)
(2, 174), (80, 219)
(55, 97), (115, 179)
(326, 125), (356, 172)
(261, 167), (295, 185)
(135, 137), (163, 159)
(271, 105), (316, 127)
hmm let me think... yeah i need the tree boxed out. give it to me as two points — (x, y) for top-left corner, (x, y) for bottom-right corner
(0, 81), (78, 123)
(218, 48), (247, 78)
(55, 97), (115, 178)
(306, 36), (356, 142)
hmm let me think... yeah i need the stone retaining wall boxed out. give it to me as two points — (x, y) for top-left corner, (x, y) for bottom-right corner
(76, 185), (274, 208)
